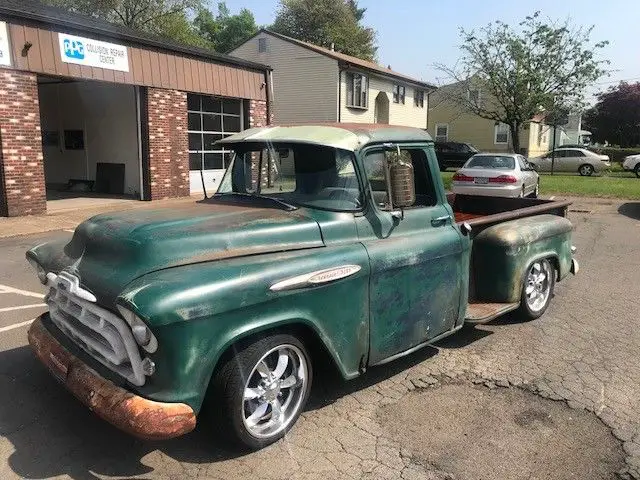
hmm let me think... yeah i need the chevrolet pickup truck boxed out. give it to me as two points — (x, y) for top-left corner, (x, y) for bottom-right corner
(26, 124), (578, 450)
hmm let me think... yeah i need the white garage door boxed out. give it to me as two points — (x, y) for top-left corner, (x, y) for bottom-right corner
(187, 94), (243, 195)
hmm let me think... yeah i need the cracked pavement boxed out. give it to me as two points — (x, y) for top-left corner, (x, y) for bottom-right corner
(0, 200), (638, 479)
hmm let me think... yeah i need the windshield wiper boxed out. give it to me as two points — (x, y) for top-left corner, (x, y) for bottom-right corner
(214, 192), (298, 211)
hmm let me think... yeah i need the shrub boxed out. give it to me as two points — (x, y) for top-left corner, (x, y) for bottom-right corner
(593, 147), (640, 162)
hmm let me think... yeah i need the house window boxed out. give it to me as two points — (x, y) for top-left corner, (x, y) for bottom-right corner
(187, 94), (243, 171)
(393, 85), (406, 104)
(494, 123), (509, 144)
(435, 123), (449, 142)
(346, 72), (368, 108)
(414, 89), (425, 108)
(468, 88), (480, 104)
(258, 37), (267, 53)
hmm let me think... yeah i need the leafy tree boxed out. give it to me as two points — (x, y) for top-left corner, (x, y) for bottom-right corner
(193, 2), (258, 53)
(271, 0), (377, 61)
(43, 0), (205, 46)
(584, 82), (640, 147)
(436, 12), (608, 153)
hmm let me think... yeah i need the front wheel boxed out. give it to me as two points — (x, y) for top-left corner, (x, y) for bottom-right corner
(211, 334), (312, 450)
(579, 164), (594, 176)
(634, 164), (640, 178)
(516, 258), (555, 320)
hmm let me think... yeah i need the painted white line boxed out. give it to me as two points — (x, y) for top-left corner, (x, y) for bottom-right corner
(0, 304), (47, 313)
(63, 229), (75, 233)
(0, 319), (35, 333)
(0, 284), (45, 299)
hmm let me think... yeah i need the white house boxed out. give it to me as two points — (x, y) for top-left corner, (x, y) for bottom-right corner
(230, 29), (436, 128)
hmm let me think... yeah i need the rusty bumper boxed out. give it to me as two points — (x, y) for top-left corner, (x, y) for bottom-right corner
(27, 316), (196, 440)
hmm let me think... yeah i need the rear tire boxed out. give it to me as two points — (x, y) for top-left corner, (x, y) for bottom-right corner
(635, 164), (640, 178)
(532, 183), (539, 198)
(516, 258), (555, 320)
(210, 333), (313, 450)
(579, 164), (594, 176)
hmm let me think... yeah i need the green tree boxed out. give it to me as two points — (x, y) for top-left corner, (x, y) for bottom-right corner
(437, 12), (608, 153)
(271, 0), (376, 61)
(193, 2), (258, 53)
(43, 0), (205, 46)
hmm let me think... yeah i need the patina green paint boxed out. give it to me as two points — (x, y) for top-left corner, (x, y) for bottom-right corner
(472, 215), (574, 303)
(26, 126), (576, 415)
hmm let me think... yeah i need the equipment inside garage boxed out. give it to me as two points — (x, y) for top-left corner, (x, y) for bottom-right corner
(38, 76), (142, 201)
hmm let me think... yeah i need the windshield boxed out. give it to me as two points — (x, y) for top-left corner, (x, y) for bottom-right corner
(465, 155), (515, 170)
(217, 143), (362, 212)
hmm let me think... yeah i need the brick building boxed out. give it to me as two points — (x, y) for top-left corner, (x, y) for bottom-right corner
(0, 0), (272, 217)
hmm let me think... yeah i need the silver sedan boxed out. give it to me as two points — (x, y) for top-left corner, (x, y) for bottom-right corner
(451, 153), (539, 198)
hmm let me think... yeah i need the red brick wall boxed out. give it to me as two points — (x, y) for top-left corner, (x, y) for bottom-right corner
(146, 87), (189, 200)
(0, 69), (46, 216)
(248, 99), (270, 128)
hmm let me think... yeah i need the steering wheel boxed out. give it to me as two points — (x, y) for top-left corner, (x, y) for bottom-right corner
(328, 189), (361, 208)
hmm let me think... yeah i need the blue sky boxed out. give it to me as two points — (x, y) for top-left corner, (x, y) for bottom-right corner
(220, 0), (639, 99)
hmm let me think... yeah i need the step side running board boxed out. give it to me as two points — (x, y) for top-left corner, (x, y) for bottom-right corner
(465, 302), (520, 324)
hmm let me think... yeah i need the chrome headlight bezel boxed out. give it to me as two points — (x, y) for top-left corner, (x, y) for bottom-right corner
(116, 304), (158, 354)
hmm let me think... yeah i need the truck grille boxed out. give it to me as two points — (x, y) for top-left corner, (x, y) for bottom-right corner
(46, 285), (147, 386)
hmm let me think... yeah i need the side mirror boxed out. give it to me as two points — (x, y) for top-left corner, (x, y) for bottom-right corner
(385, 153), (416, 211)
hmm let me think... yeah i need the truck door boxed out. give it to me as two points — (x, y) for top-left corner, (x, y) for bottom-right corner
(355, 145), (465, 365)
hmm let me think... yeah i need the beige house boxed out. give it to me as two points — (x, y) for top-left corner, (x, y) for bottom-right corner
(231, 29), (436, 127)
(428, 81), (551, 157)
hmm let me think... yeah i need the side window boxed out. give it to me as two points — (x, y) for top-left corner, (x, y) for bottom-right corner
(568, 149), (584, 157)
(517, 156), (527, 170)
(363, 148), (437, 208)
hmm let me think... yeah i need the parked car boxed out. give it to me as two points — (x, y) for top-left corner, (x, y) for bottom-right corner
(434, 141), (479, 170)
(452, 153), (539, 198)
(26, 125), (578, 450)
(622, 154), (640, 178)
(529, 148), (610, 176)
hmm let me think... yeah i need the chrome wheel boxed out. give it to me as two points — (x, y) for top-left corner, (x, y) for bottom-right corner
(525, 260), (552, 312)
(242, 344), (307, 439)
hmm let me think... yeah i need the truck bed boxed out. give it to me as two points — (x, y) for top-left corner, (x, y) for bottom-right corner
(447, 194), (572, 235)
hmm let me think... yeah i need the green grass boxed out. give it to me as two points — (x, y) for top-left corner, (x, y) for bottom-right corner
(440, 170), (640, 200)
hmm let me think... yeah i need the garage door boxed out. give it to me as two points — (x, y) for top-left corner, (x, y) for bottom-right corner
(187, 94), (243, 195)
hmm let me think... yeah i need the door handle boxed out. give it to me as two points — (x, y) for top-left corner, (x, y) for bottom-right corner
(431, 215), (450, 227)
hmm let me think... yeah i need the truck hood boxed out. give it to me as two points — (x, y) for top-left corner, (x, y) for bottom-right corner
(32, 200), (324, 306)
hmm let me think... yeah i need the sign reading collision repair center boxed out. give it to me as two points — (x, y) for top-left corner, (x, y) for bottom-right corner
(58, 33), (129, 72)
(0, 22), (11, 67)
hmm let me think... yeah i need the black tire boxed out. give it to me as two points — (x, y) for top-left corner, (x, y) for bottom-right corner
(210, 333), (313, 450)
(516, 258), (556, 321)
(578, 164), (594, 176)
(531, 183), (539, 198)
(635, 164), (640, 178)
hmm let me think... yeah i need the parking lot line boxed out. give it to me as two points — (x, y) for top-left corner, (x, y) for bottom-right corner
(0, 284), (44, 299)
(0, 304), (46, 313)
(0, 319), (35, 333)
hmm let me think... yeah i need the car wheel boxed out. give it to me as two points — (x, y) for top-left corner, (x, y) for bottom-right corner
(212, 333), (312, 450)
(530, 183), (539, 199)
(519, 185), (525, 198)
(635, 164), (640, 178)
(516, 258), (555, 320)
(579, 164), (594, 176)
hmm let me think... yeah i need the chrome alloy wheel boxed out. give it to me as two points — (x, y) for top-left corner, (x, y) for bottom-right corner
(242, 344), (308, 439)
(525, 260), (552, 312)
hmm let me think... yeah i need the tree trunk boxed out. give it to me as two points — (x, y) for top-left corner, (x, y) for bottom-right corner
(510, 123), (520, 154)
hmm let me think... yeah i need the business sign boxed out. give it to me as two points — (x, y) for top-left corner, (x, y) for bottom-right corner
(0, 22), (11, 67)
(58, 33), (129, 72)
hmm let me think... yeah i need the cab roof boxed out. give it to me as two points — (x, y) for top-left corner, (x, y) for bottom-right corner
(216, 123), (433, 152)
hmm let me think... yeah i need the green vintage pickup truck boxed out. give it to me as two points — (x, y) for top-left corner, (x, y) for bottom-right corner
(26, 124), (578, 449)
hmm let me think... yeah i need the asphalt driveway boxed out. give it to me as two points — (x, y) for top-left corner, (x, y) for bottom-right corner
(0, 200), (638, 479)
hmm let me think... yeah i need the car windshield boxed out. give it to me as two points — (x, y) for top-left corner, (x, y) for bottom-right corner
(465, 155), (515, 169)
(216, 143), (362, 212)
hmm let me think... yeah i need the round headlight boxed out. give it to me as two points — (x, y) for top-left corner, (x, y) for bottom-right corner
(116, 304), (158, 353)
(27, 257), (48, 284)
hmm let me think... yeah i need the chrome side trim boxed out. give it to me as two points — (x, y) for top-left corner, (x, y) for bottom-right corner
(270, 265), (362, 292)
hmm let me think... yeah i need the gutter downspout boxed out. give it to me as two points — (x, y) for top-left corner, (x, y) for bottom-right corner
(337, 67), (342, 122)
(426, 88), (435, 130)
(264, 69), (273, 125)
